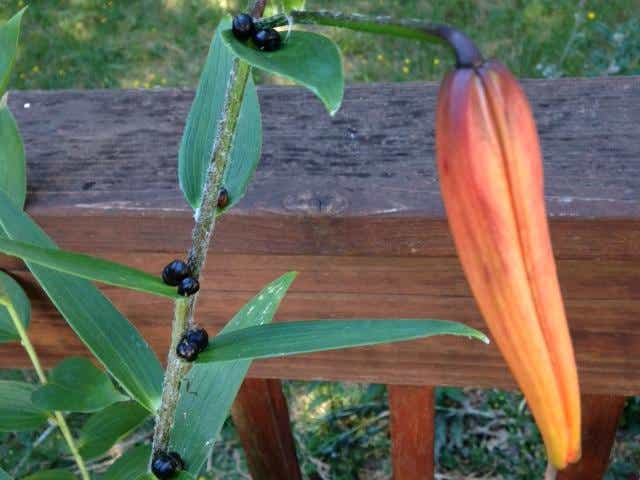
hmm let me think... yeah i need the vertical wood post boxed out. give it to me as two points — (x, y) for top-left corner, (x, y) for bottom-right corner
(557, 394), (626, 480)
(231, 378), (302, 480)
(388, 385), (435, 479)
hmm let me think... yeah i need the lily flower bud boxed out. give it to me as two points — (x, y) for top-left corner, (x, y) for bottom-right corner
(435, 58), (581, 469)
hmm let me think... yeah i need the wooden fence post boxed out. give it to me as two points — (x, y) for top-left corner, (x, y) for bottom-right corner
(557, 394), (626, 480)
(231, 378), (302, 480)
(388, 385), (435, 479)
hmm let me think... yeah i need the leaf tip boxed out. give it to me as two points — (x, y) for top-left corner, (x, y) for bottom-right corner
(477, 332), (490, 344)
(9, 6), (27, 25)
(282, 270), (299, 284)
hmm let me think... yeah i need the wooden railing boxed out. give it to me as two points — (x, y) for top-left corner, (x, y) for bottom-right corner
(1, 76), (638, 479)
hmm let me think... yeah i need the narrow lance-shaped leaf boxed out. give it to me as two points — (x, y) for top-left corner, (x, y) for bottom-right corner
(0, 236), (180, 299)
(0, 271), (30, 343)
(0, 103), (27, 209)
(168, 272), (297, 475)
(32, 357), (128, 413)
(198, 319), (488, 363)
(0, 8), (26, 97)
(0, 189), (164, 413)
(221, 29), (344, 115)
(0, 466), (13, 480)
(0, 380), (49, 432)
(179, 16), (262, 211)
(78, 401), (149, 459)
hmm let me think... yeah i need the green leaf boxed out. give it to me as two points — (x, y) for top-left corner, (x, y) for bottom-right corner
(179, 17), (262, 211)
(0, 271), (30, 343)
(0, 380), (49, 432)
(0, 466), (13, 480)
(100, 445), (150, 480)
(0, 8), (25, 97)
(0, 236), (180, 299)
(22, 471), (75, 480)
(0, 189), (164, 413)
(221, 29), (343, 115)
(198, 320), (489, 363)
(78, 401), (149, 459)
(32, 357), (128, 413)
(0, 105), (26, 209)
(168, 272), (297, 474)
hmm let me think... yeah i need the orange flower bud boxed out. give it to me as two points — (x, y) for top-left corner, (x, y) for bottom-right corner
(436, 60), (581, 469)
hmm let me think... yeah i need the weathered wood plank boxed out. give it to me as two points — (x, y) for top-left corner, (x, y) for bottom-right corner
(2, 264), (639, 394)
(0, 78), (638, 393)
(557, 394), (626, 480)
(8, 77), (639, 220)
(231, 379), (301, 480)
(388, 385), (435, 479)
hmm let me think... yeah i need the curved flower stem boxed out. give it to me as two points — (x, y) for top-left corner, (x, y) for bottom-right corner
(4, 303), (90, 480)
(255, 10), (484, 67)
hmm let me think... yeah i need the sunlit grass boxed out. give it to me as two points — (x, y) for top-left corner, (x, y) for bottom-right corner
(0, 0), (637, 90)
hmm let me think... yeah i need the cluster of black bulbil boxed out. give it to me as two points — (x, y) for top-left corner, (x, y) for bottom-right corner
(232, 13), (282, 52)
(176, 327), (209, 362)
(151, 450), (184, 479)
(162, 260), (199, 297)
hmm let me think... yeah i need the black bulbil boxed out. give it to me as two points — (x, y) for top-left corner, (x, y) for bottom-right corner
(217, 187), (230, 209)
(151, 450), (184, 479)
(177, 277), (200, 296)
(232, 13), (255, 41)
(176, 338), (199, 362)
(185, 328), (209, 352)
(253, 28), (281, 52)
(162, 260), (191, 286)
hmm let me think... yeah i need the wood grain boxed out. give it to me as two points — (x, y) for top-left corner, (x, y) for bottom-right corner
(231, 379), (301, 480)
(388, 385), (435, 479)
(557, 395), (626, 480)
(0, 78), (638, 394)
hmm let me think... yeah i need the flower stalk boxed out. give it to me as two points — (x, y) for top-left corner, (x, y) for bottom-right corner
(254, 10), (482, 67)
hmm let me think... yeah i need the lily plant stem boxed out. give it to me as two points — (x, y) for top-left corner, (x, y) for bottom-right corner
(5, 303), (90, 480)
(149, 0), (479, 464)
(150, 58), (252, 454)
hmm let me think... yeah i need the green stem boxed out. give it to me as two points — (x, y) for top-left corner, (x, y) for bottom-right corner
(255, 10), (484, 67)
(150, 58), (252, 455)
(54, 411), (89, 480)
(4, 303), (90, 480)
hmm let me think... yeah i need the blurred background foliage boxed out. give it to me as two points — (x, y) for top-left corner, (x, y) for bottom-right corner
(0, 0), (638, 478)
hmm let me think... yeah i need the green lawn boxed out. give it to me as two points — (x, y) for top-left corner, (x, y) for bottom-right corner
(0, 0), (639, 478)
(0, 0), (638, 90)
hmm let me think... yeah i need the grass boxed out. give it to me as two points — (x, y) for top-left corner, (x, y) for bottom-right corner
(0, 0), (638, 90)
(0, 0), (638, 478)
